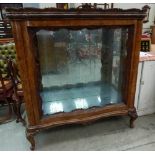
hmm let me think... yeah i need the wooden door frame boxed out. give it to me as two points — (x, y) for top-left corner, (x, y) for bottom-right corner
(12, 18), (141, 127)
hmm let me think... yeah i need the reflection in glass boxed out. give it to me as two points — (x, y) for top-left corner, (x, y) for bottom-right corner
(36, 28), (128, 115)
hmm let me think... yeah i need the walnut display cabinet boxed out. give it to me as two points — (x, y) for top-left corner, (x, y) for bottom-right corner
(6, 6), (146, 150)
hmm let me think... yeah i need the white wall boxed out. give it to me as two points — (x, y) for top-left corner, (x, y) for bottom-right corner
(23, 3), (40, 8)
(39, 3), (56, 8)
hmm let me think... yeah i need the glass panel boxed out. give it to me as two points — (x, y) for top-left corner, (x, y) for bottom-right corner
(36, 28), (128, 116)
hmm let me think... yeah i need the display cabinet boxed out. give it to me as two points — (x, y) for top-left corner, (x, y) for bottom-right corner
(6, 5), (146, 150)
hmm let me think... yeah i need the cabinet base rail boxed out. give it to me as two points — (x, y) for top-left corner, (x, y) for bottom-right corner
(26, 108), (138, 150)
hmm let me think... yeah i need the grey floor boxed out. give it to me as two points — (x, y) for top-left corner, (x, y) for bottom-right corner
(0, 113), (155, 151)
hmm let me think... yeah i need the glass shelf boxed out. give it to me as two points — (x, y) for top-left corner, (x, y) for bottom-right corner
(41, 83), (122, 115)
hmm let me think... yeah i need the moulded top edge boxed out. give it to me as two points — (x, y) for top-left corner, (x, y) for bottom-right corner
(5, 7), (147, 20)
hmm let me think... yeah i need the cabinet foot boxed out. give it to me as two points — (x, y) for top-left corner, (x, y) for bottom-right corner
(26, 130), (36, 150)
(16, 117), (26, 126)
(128, 108), (138, 128)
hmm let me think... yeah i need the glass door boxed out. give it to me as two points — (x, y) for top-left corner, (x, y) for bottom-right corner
(35, 27), (128, 116)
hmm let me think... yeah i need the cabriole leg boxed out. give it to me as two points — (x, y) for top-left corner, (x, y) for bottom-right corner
(128, 108), (138, 128)
(26, 129), (35, 151)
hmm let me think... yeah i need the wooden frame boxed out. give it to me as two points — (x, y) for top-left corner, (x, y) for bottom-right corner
(6, 6), (146, 150)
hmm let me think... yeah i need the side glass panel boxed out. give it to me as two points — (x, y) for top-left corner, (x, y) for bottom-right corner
(36, 28), (128, 116)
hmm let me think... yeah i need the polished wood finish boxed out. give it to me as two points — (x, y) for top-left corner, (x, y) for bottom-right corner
(6, 6), (146, 150)
(0, 38), (14, 44)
